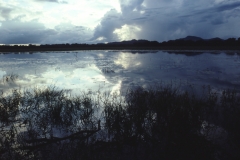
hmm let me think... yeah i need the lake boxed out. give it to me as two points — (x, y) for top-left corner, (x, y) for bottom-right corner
(1, 50), (240, 159)
(1, 50), (240, 96)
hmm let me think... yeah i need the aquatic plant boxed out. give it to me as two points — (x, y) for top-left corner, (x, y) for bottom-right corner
(1, 73), (18, 84)
(0, 84), (239, 159)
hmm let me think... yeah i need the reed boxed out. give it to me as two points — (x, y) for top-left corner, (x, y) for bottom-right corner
(0, 84), (239, 159)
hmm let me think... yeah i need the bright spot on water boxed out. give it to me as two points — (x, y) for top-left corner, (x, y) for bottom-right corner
(114, 52), (141, 69)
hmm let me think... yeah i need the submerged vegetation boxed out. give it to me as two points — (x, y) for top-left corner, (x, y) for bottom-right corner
(1, 74), (18, 84)
(0, 83), (240, 159)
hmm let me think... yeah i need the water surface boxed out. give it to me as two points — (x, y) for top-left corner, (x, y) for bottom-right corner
(1, 50), (240, 95)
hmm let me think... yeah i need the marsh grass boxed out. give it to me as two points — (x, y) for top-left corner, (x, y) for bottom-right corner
(0, 84), (240, 159)
(1, 74), (18, 84)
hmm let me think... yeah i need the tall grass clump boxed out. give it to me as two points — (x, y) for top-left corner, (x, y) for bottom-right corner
(0, 87), (101, 159)
(0, 84), (240, 159)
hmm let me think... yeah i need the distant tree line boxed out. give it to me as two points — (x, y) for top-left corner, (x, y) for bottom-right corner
(0, 37), (240, 51)
(160, 37), (240, 47)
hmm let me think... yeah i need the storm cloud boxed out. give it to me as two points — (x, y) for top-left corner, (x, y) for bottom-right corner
(92, 0), (240, 42)
(0, 0), (240, 44)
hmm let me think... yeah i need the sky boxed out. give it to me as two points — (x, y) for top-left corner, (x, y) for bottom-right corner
(0, 0), (240, 44)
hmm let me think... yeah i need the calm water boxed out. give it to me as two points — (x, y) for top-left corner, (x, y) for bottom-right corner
(1, 50), (240, 95)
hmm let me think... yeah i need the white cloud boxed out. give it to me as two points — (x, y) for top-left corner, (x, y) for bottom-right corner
(0, 0), (120, 29)
(113, 24), (141, 41)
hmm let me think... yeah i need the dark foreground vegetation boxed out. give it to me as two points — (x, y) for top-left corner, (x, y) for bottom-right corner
(1, 83), (240, 160)
(1, 36), (240, 52)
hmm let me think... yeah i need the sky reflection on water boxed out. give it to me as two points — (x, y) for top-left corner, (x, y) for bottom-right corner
(1, 51), (240, 95)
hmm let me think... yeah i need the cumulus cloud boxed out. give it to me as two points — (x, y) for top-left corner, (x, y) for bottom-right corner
(90, 9), (122, 42)
(91, 0), (240, 42)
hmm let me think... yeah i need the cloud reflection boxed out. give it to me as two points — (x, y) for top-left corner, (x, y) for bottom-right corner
(114, 52), (141, 69)
(1, 51), (240, 96)
(16, 64), (111, 94)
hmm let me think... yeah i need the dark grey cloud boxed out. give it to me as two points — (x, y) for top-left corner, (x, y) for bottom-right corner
(0, 20), (91, 44)
(0, 6), (13, 20)
(180, 1), (240, 18)
(120, 0), (144, 14)
(0, 20), (57, 44)
(46, 23), (92, 44)
(132, 17), (147, 21)
(216, 1), (240, 12)
(90, 9), (122, 42)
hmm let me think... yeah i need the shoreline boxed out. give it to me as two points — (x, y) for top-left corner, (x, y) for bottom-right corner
(1, 46), (240, 53)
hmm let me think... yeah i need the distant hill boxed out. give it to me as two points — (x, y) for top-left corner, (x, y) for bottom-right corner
(179, 36), (203, 41)
(107, 39), (152, 45)
(207, 37), (223, 41)
(104, 36), (225, 45)
(179, 36), (224, 41)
